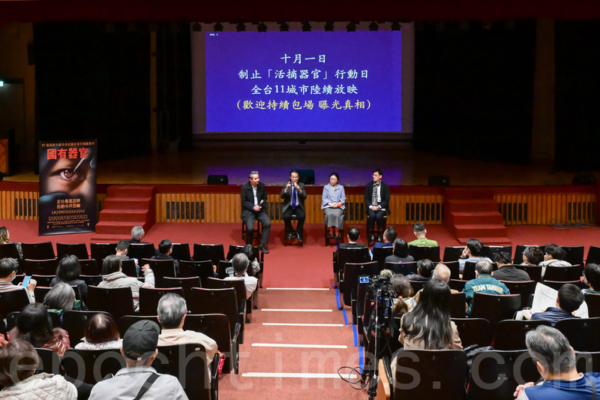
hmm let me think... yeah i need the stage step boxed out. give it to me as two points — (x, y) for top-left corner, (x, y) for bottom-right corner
(445, 188), (495, 200)
(458, 237), (512, 245)
(452, 224), (507, 238)
(98, 209), (150, 223)
(445, 199), (499, 212)
(103, 197), (152, 210)
(447, 211), (504, 225)
(107, 185), (154, 199)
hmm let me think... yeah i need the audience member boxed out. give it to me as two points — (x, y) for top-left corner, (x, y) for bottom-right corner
(88, 320), (188, 399)
(0, 258), (35, 304)
(492, 252), (531, 281)
(407, 222), (438, 247)
(152, 239), (180, 275)
(385, 238), (415, 264)
(0, 227), (22, 259)
(50, 255), (88, 304)
(539, 244), (572, 278)
(523, 284), (584, 326)
(75, 313), (122, 350)
(9, 304), (70, 357)
(405, 259), (434, 282)
(241, 244), (261, 277)
(458, 238), (492, 274)
(224, 253), (258, 300)
(333, 227), (367, 261)
(98, 255), (155, 311)
(521, 246), (544, 266)
(391, 279), (463, 379)
(380, 269), (394, 279)
(413, 263), (459, 302)
(583, 263), (600, 294)
(390, 274), (415, 316)
(115, 240), (136, 263)
(370, 227), (397, 259)
(43, 283), (83, 315)
(0, 340), (77, 399)
(157, 293), (218, 380)
(129, 226), (145, 243)
(514, 325), (600, 400)
(463, 260), (510, 315)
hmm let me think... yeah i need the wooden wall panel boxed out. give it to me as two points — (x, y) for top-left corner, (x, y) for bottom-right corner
(0, 191), (104, 221)
(495, 193), (596, 225)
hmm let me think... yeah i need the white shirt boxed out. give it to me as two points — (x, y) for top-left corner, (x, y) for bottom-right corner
(224, 273), (258, 300)
(375, 184), (381, 203)
(252, 185), (258, 206)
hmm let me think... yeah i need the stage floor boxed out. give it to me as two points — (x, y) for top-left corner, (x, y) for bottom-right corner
(4, 142), (583, 187)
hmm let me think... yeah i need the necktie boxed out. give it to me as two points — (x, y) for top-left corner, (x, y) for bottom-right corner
(372, 181), (380, 206)
(291, 186), (297, 209)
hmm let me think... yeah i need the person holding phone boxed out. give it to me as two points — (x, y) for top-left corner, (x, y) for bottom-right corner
(0, 258), (36, 303)
(280, 170), (307, 243)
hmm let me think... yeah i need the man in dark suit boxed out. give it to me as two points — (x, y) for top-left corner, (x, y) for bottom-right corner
(241, 171), (271, 254)
(333, 227), (368, 261)
(364, 168), (391, 243)
(280, 170), (307, 243)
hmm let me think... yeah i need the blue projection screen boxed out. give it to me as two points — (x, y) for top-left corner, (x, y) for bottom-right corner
(195, 30), (410, 134)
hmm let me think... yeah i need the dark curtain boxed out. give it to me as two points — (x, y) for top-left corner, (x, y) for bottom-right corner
(413, 22), (536, 165)
(555, 21), (600, 171)
(34, 22), (151, 163)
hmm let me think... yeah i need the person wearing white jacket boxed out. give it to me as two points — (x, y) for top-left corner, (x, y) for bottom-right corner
(0, 340), (77, 400)
(98, 255), (155, 311)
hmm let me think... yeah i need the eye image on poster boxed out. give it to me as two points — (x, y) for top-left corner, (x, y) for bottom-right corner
(38, 140), (97, 236)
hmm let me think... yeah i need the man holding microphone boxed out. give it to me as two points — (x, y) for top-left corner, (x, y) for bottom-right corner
(281, 170), (307, 243)
(241, 171), (271, 254)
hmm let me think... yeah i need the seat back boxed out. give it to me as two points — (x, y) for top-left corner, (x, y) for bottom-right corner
(171, 243), (191, 261)
(443, 246), (465, 262)
(162, 277), (201, 301)
(470, 293), (522, 330)
(217, 260), (233, 279)
(542, 280), (586, 291)
(544, 264), (583, 281)
(408, 280), (426, 293)
(184, 314), (233, 373)
(121, 259), (137, 277)
(444, 261), (460, 280)
(562, 246), (585, 266)
(87, 286), (135, 322)
(384, 261), (417, 276)
(179, 260), (215, 287)
(372, 247), (393, 270)
(0, 243), (21, 260)
(492, 320), (552, 350)
(127, 243), (156, 260)
(514, 244), (545, 265)
(586, 293), (600, 318)
(206, 277), (246, 309)
(501, 280), (536, 308)
(153, 344), (211, 400)
(555, 317), (600, 351)
(89, 243), (117, 264)
(449, 292), (466, 318)
(452, 318), (492, 347)
(467, 350), (540, 400)
(463, 261), (477, 280)
(6, 311), (61, 331)
(35, 348), (61, 375)
(576, 352), (600, 374)
(193, 244), (225, 266)
(189, 288), (238, 339)
(62, 349), (126, 384)
(80, 275), (103, 286)
(22, 242), (55, 260)
(342, 262), (379, 307)
(56, 243), (89, 260)
(587, 246), (600, 265)
(142, 259), (176, 287)
(63, 311), (110, 345)
(118, 315), (160, 337)
(139, 287), (185, 316)
(336, 247), (370, 274)
(394, 350), (466, 400)
(408, 246), (441, 262)
(482, 245), (513, 261)
(24, 259), (58, 275)
(515, 265), (542, 282)
(0, 288), (31, 319)
(79, 259), (99, 275)
(449, 279), (467, 292)
(34, 286), (52, 304)
(31, 274), (55, 287)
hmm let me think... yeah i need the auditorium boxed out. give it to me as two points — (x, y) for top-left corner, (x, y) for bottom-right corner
(1, 1), (600, 399)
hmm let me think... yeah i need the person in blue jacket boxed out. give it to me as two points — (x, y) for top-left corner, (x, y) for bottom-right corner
(463, 259), (509, 315)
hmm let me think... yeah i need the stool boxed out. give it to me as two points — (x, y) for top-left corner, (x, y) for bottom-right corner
(242, 220), (262, 245)
(284, 214), (303, 247)
(366, 215), (387, 247)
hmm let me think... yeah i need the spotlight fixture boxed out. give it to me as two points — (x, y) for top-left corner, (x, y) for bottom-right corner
(324, 21), (334, 31)
(192, 22), (202, 32)
(0, 81), (3, 87)
(391, 21), (401, 31)
(302, 21), (311, 32)
(214, 22), (223, 32)
(237, 22), (246, 32)
(368, 21), (378, 31)
(258, 22), (267, 32)
(346, 22), (356, 32)
(280, 21), (289, 32)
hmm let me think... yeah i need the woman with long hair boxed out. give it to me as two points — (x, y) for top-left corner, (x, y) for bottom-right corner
(9, 304), (70, 358)
(0, 227), (22, 259)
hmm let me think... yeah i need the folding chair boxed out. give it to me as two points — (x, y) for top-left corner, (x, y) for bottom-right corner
(79, 259), (99, 275)
(184, 314), (238, 374)
(585, 293), (600, 318)
(501, 280), (536, 308)
(443, 246), (465, 262)
(449, 292), (466, 318)
(23, 259), (58, 276)
(470, 293), (522, 330)
(384, 261), (417, 276)
(408, 245), (441, 262)
(516, 265), (542, 282)
(206, 277), (250, 324)
(21, 242), (55, 260)
(587, 246), (600, 265)
(408, 280), (426, 292)
(0, 243), (21, 260)
(341, 261), (379, 319)
(482, 245), (513, 261)
(121, 259), (138, 277)
(562, 246), (585, 266)
(179, 260), (216, 287)
(35, 348), (61, 375)
(445, 261), (461, 280)
(463, 261), (477, 280)
(544, 265), (583, 281)
(80, 275), (102, 286)
(118, 315), (160, 337)
(87, 286), (134, 322)
(492, 319), (551, 350)
(62, 349), (126, 384)
(171, 243), (191, 261)
(514, 244), (545, 265)
(127, 243), (156, 261)
(162, 276), (201, 301)
(449, 279), (467, 292)
(555, 317), (600, 351)
(193, 244), (225, 266)
(141, 258), (177, 287)
(90, 243), (117, 264)
(56, 243), (89, 260)
(372, 247), (393, 271)
(452, 318), (492, 347)
(335, 247), (370, 291)
(0, 289), (30, 319)
(138, 287), (185, 316)
(189, 288), (243, 349)
(542, 280), (587, 291)
(63, 310), (111, 345)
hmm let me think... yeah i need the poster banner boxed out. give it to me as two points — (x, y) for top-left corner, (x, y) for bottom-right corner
(39, 140), (97, 236)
